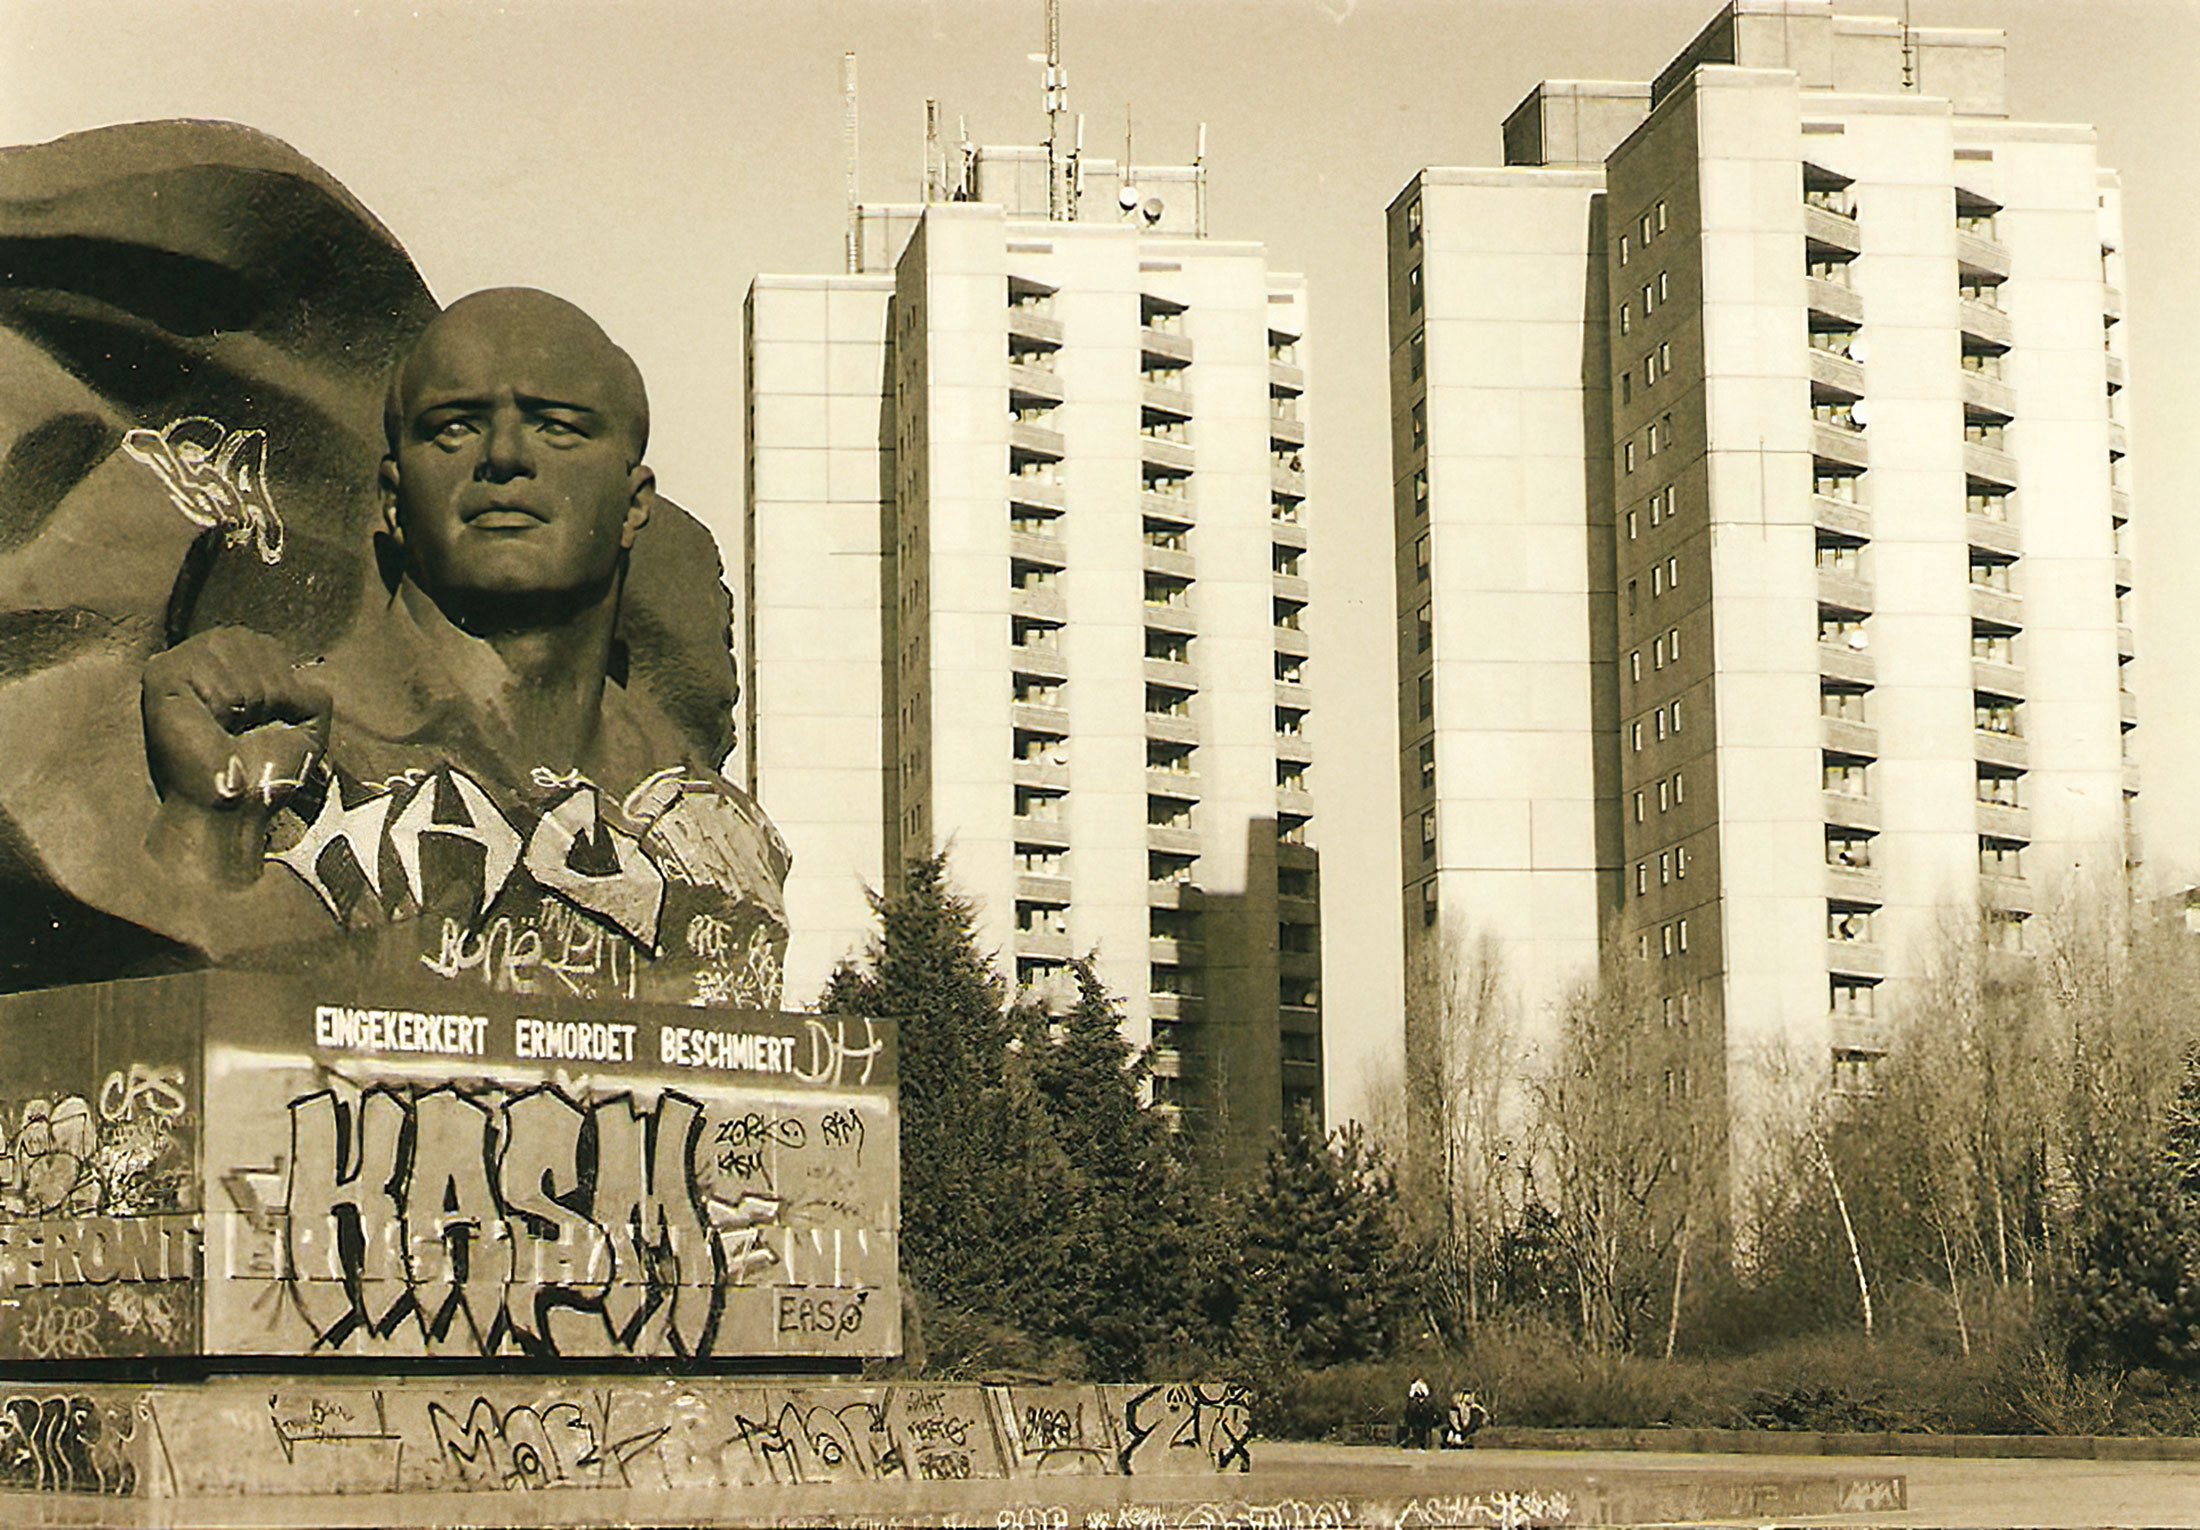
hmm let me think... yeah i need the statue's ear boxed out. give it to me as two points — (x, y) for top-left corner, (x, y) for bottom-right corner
(377, 456), (403, 544)
(621, 466), (656, 550)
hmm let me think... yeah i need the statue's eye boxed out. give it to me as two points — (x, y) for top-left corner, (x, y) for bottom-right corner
(431, 418), (476, 444)
(538, 416), (584, 438)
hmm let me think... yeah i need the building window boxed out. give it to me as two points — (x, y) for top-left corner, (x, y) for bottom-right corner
(1645, 350), (1658, 386)
(1409, 330), (1426, 382)
(1416, 602), (1433, 653)
(1421, 877), (1438, 926)
(1979, 836), (2025, 876)
(1407, 264), (1423, 312)
(1659, 851), (1671, 885)
(1418, 738), (1435, 792)
(1662, 923), (1674, 958)
(1619, 302), (1631, 336)
(1635, 861), (1648, 895)
(1619, 232), (1630, 266)
(1630, 650), (1642, 683)
(1673, 770), (1684, 804)
(1669, 626), (1681, 661)
(1657, 270), (1669, 304)
(1653, 636), (1666, 670)
(1640, 212), (1653, 245)
(1652, 565), (1663, 598)
(1633, 790), (1645, 823)
(1413, 466), (1429, 516)
(1628, 577), (1639, 613)
(1657, 780), (1670, 813)
(1824, 756), (1870, 796)
(1826, 830), (1871, 869)
(1628, 509), (1639, 539)
(1655, 707), (1667, 741)
(1414, 533), (1431, 583)
(1659, 340), (1671, 374)
(1621, 371), (1632, 405)
(1655, 200), (1667, 233)
(1411, 400), (1426, 451)
(1677, 917), (1688, 952)
(1831, 977), (1877, 1018)
(1667, 555), (1679, 591)
(1624, 440), (1637, 473)
(1672, 698), (1683, 732)
(1631, 720), (1644, 753)
(1676, 845), (1689, 878)
(1406, 197), (1423, 245)
(1417, 673), (1433, 722)
(1421, 808), (1437, 860)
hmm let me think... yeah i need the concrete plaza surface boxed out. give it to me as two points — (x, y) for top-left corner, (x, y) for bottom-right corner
(0, 1439), (2195, 1529)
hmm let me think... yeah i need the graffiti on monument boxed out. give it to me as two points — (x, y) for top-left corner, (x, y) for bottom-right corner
(1114, 1384), (1254, 1475)
(201, 1004), (895, 1360)
(0, 1393), (139, 1495)
(0, 1064), (192, 1220)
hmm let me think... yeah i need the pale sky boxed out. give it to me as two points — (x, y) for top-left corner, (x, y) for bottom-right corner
(5, 0), (2192, 1124)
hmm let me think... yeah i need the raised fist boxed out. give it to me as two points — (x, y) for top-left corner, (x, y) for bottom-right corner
(141, 627), (332, 816)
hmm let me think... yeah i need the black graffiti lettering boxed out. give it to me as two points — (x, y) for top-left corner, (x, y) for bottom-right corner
(1118, 1383), (1252, 1476)
(818, 1107), (864, 1159)
(714, 1113), (807, 1151)
(283, 1084), (726, 1359)
(0, 1394), (136, 1495)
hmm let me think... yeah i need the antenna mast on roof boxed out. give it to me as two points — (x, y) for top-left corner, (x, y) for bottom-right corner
(1195, 122), (1208, 238)
(1043, 0), (1073, 220)
(924, 98), (942, 203)
(1900, 0), (1917, 90)
(843, 51), (860, 272)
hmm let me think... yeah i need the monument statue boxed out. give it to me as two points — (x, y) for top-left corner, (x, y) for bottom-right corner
(0, 121), (787, 1007)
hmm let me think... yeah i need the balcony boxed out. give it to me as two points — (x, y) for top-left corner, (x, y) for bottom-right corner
(2107, 421), (2129, 460)
(1269, 413), (1307, 450)
(1969, 583), (2022, 630)
(1979, 870), (2033, 914)
(1010, 642), (1067, 682)
(1011, 700), (1070, 739)
(1143, 603), (1198, 641)
(1803, 204), (1862, 256)
(1816, 569), (1873, 614)
(1955, 231), (2012, 282)
(1140, 328), (1194, 368)
(1824, 791), (1881, 833)
(1808, 348), (1866, 397)
(1008, 309), (1064, 347)
(1142, 379), (1193, 418)
(1962, 440), (2018, 487)
(1973, 657), (2025, 698)
(1013, 815), (1071, 850)
(1141, 488), (1195, 526)
(1146, 712), (1200, 747)
(1011, 584), (1067, 623)
(1016, 928), (1074, 961)
(1806, 276), (1864, 326)
(1143, 656), (1199, 691)
(1009, 530), (1066, 569)
(2105, 285), (2125, 321)
(1973, 729), (2029, 772)
(1009, 360), (1064, 404)
(1276, 731), (1314, 765)
(1271, 518), (1310, 554)
(1273, 627), (1311, 662)
(1143, 545), (1196, 580)
(1960, 370), (2018, 420)
(1977, 801), (2031, 843)
(1270, 358), (1305, 394)
(2117, 624), (2135, 659)
(1273, 571), (1311, 605)
(1016, 872), (1072, 906)
(2122, 689), (2139, 726)
(2111, 488), (2130, 526)
(1272, 458), (1308, 497)
(1811, 423), (1870, 472)
(2125, 761), (2143, 794)
(1830, 1015), (1892, 1058)
(1139, 435), (1195, 475)
(1818, 642), (1876, 687)
(1959, 297), (2014, 348)
(1148, 936), (1205, 967)
(1966, 513), (2021, 559)
(1145, 764), (1201, 799)
(1827, 940), (1886, 980)
(1820, 716), (1877, 758)
(1008, 473), (1066, 514)
(2106, 353), (2126, 390)
(1148, 823), (1201, 857)
(1813, 495), (1871, 541)
(1827, 860), (1883, 905)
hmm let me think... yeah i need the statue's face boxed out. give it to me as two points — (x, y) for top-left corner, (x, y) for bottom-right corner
(381, 293), (652, 611)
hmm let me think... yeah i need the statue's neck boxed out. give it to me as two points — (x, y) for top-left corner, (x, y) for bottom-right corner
(392, 578), (619, 777)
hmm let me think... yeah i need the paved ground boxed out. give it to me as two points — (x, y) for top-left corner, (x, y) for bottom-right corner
(3, 1440), (2197, 1527)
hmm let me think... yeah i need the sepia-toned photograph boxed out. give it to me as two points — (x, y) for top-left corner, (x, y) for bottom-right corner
(0, 1), (2194, 1524)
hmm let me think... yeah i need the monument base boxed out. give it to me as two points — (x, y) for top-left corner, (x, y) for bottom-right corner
(0, 1376), (1250, 1496)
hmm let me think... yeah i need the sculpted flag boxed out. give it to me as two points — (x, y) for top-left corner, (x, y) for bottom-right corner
(0, 121), (787, 1005)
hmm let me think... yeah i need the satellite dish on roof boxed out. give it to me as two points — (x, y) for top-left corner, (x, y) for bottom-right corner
(1119, 183), (1141, 211)
(1142, 196), (1164, 225)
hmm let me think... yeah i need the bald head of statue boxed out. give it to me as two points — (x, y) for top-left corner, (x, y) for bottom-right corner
(378, 288), (656, 622)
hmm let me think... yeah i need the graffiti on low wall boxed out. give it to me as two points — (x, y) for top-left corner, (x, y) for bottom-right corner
(0, 1392), (141, 1495)
(130, 1379), (1249, 1497)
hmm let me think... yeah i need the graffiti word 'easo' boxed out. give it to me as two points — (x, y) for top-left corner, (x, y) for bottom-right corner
(513, 1018), (637, 1064)
(314, 1006), (487, 1057)
(659, 1025), (798, 1074)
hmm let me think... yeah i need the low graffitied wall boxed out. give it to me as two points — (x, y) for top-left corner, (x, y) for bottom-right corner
(0, 971), (899, 1364)
(15, 1378), (1250, 1496)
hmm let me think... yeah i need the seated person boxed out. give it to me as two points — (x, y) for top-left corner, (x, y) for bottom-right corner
(141, 289), (788, 1008)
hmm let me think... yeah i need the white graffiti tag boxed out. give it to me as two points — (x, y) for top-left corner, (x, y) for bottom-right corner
(121, 416), (285, 563)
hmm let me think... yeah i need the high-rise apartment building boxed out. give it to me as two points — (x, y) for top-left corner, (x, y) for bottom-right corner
(747, 122), (1322, 1159)
(1393, 0), (2139, 1169)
